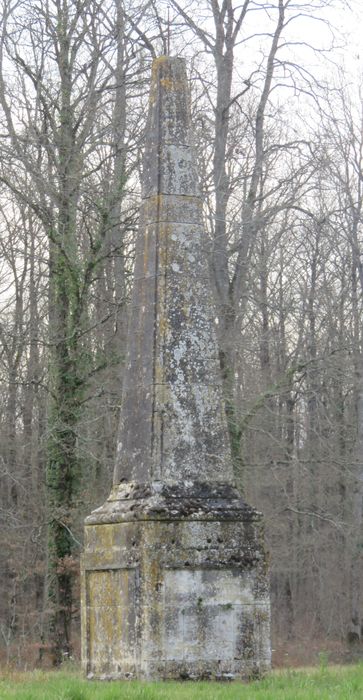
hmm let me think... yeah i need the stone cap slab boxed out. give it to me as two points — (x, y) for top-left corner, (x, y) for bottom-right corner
(85, 481), (262, 525)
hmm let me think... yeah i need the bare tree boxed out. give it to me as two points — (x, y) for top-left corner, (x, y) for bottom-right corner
(0, 0), (145, 661)
(317, 78), (363, 642)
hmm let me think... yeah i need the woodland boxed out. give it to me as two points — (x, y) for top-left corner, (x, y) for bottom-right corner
(0, 0), (362, 668)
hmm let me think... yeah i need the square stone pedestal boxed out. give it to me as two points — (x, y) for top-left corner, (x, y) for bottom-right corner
(81, 484), (270, 680)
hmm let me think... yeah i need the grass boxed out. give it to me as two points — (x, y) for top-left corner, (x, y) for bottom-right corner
(0, 665), (363, 700)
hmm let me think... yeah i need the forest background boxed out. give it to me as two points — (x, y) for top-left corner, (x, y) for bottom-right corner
(0, 0), (363, 668)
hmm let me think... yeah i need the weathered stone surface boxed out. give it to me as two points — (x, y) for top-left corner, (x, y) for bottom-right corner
(81, 517), (270, 680)
(85, 481), (259, 525)
(81, 55), (271, 681)
(113, 57), (232, 488)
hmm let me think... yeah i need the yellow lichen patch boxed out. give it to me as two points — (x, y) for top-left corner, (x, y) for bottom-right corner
(87, 568), (136, 674)
(85, 523), (113, 552)
(153, 193), (163, 208)
(151, 55), (169, 81)
(158, 314), (169, 337)
(150, 56), (170, 86)
(149, 57), (187, 103)
(160, 77), (186, 92)
(154, 361), (164, 384)
(145, 194), (164, 222)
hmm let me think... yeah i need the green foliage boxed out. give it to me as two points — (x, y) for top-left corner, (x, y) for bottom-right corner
(1, 666), (363, 700)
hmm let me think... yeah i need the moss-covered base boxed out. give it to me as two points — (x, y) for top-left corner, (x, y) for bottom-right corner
(81, 490), (270, 681)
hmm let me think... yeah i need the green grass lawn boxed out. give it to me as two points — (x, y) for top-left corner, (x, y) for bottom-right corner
(0, 665), (362, 700)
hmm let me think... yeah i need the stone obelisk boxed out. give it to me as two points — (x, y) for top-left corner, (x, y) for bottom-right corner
(81, 56), (270, 680)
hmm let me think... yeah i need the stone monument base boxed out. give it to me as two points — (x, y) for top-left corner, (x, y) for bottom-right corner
(81, 482), (270, 680)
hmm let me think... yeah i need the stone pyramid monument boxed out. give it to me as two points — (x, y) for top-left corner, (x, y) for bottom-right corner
(81, 56), (270, 681)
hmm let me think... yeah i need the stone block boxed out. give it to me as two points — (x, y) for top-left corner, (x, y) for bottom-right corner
(82, 505), (270, 680)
